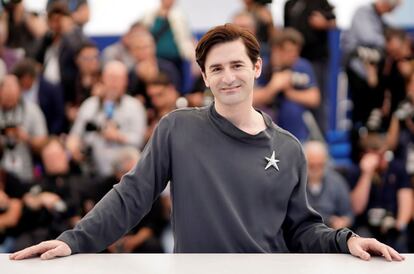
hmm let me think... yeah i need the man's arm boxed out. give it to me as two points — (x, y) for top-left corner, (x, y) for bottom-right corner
(10, 116), (173, 260)
(282, 147), (404, 261)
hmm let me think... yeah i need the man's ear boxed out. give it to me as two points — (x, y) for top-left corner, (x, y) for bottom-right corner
(254, 57), (263, 79)
(201, 71), (210, 88)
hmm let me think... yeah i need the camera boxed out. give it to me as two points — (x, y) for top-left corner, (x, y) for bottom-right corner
(291, 72), (310, 88)
(356, 46), (382, 64)
(0, 124), (20, 150)
(366, 108), (383, 132)
(84, 121), (101, 132)
(395, 100), (414, 121)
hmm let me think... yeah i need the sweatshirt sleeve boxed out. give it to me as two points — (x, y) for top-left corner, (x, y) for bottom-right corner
(282, 148), (353, 253)
(57, 116), (172, 253)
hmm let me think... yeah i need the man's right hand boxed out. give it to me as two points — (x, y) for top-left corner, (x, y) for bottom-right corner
(9, 240), (72, 260)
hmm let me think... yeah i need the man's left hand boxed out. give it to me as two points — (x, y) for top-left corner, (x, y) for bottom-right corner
(347, 236), (405, 261)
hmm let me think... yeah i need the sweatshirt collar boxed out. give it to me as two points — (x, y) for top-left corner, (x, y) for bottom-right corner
(208, 102), (275, 143)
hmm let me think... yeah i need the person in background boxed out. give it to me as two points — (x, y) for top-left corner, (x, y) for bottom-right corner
(141, 0), (195, 88)
(127, 29), (180, 107)
(350, 132), (413, 252)
(66, 61), (147, 178)
(0, 75), (48, 182)
(254, 28), (320, 142)
(66, 41), (101, 126)
(341, 0), (402, 162)
(13, 138), (83, 252)
(284, 0), (336, 134)
(145, 73), (180, 143)
(12, 58), (65, 135)
(2, 0), (47, 57)
(304, 141), (353, 229)
(102, 21), (147, 71)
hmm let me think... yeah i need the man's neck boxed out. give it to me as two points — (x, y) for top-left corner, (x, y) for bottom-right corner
(214, 100), (266, 135)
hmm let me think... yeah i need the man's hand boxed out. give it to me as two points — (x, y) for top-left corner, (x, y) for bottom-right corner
(347, 236), (405, 261)
(9, 240), (72, 260)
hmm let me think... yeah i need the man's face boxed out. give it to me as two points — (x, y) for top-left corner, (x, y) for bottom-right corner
(0, 76), (21, 110)
(201, 39), (261, 108)
(148, 84), (176, 110)
(129, 33), (156, 62)
(76, 47), (100, 74)
(307, 150), (326, 183)
(42, 140), (69, 175)
(102, 66), (127, 100)
(48, 14), (63, 35)
(272, 41), (300, 68)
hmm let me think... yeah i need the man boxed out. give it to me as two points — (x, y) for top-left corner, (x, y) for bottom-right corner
(284, 0), (336, 134)
(341, 0), (401, 161)
(12, 58), (65, 135)
(304, 141), (353, 230)
(350, 133), (412, 252)
(35, 2), (90, 107)
(66, 61), (147, 178)
(254, 28), (320, 142)
(10, 24), (403, 261)
(128, 29), (181, 107)
(0, 75), (48, 182)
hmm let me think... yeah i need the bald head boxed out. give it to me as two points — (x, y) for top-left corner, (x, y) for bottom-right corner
(129, 30), (156, 62)
(0, 75), (21, 109)
(102, 61), (128, 99)
(304, 141), (329, 183)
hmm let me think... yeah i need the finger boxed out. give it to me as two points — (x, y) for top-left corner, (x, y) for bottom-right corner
(40, 247), (60, 260)
(387, 246), (405, 261)
(378, 245), (392, 262)
(10, 242), (51, 260)
(351, 245), (371, 261)
(10, 245), (43, 260)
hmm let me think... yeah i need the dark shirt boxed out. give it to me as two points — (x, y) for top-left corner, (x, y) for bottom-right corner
(284, 0), (335, 61)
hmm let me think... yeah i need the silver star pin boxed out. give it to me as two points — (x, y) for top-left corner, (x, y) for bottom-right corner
(265, 151), (280, 171)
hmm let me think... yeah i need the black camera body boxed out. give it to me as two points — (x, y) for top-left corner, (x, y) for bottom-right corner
(254, 0), (273, 5)
(84, 121), (101, 132)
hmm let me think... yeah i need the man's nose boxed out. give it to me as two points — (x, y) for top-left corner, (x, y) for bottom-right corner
(222, 68), (236, 84)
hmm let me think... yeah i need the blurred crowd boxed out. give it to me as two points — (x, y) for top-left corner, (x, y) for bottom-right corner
(0, 0), (414, 253)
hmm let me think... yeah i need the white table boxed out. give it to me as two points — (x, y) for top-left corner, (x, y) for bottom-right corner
(1, 253), (413, 274)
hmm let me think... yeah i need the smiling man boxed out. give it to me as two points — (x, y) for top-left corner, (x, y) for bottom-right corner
(10, 24), (403, 261)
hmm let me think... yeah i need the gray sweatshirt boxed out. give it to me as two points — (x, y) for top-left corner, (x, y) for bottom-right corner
(58, 104), (353, 253)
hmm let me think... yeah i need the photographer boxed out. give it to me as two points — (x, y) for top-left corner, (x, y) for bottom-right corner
(66, 61), (147, 178)
(387, 71), (414, 174)
(254, 28), (320, 141)
(350, 132), (413, 252)
(1, 0), (47, 57)
(342, 0), (401, 162)
(0, 75), (48, 182)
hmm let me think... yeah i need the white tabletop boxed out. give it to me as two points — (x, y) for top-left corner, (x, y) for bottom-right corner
(2, 253), (413, 274)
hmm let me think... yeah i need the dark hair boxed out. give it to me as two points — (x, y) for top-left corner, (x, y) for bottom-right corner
(11, 58), (39, 79)
(270, 28), (304, 49)
(147, 73), (173, 87)
(195, 23), (260, 72)
(75, 41), (98, 57)
(385, 27), (407, 42)
(47, 1), (70, 18)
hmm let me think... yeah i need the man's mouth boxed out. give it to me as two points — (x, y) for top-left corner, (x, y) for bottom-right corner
(221, 85), (241, 92)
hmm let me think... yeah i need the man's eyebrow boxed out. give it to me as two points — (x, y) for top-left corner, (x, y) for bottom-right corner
(208, 60), (246, 70)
